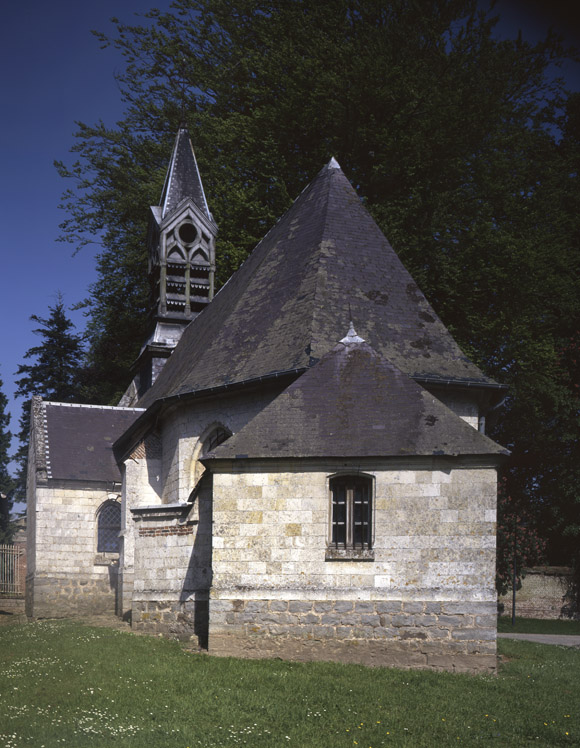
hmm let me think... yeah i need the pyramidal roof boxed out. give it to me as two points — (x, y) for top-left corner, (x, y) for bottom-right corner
(204, 339), (507, 460)
(159, 126), (211, 220)
(138, 160), (498, 408)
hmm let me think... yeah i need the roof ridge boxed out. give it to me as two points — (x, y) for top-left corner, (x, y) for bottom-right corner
(44, 401), (145, 412)
(304, 165), (335, 362)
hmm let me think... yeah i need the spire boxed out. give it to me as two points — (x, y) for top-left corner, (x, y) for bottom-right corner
(327, 156), (341, 170)
(160, 126), (211, 220)
(121, 125), (218, 404)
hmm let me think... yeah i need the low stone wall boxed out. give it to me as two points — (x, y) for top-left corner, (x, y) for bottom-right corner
(208, 599), (497, 674)
(25, 569), (117, 619)
(499, 567), (577, 619)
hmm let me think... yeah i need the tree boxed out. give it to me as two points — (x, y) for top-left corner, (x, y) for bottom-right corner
(56, 0), (579, 563)
(0, 372), (14, 543)
(14, 295), (85, 501)
(496, 477), (547, 597)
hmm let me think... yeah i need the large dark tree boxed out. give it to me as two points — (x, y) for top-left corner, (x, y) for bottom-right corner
(56, 0), (579, 565)
(0, 373), (14, 543)
(14, 295), (85, 501)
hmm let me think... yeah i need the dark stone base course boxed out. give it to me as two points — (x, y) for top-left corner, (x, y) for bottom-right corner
(207, 599), (497, 674)
(132, 597), (209, 646)
(26, 572), (116, 618)
(208, 633), (495, 674)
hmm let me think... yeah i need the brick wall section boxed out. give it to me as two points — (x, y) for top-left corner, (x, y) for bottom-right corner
(208, 459), (498, 673)
(139, 525), (194, 537)
(499, 567), (577, 619)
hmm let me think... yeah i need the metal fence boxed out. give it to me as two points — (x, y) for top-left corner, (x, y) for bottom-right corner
(0, 544), (25, 597)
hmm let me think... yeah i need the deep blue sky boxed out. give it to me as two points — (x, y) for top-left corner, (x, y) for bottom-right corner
(1, 1), (579, 505)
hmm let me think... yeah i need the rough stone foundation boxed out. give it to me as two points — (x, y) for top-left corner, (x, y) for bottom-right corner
(208, 599), (497, 673)
(26, 571), (117, 618)
(132, 596), (209, 645)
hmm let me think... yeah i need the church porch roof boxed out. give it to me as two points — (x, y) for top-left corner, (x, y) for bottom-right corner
(204, 339), (509, 461)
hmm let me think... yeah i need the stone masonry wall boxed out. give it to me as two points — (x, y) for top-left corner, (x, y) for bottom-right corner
(159, 389), (282, 504)
(208, 459), (498, 673)
(118, 437), (162, 618)
(28, 484), (119, 618)
(131, 480), (212, 644)
(125, 389), (284, 636)
(499, 567), (578, 620)
(433, 391), (479, 430)
(209, 599), (496, 672)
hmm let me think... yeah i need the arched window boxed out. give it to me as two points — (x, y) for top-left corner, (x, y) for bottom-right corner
(329, 475), (373, 550)
(97, 502), (121, 553)
(203, 426), (231, 455)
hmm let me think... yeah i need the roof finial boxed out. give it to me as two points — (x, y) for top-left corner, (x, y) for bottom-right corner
(327, 156), (341, 170)
(340, 320), (365, 345)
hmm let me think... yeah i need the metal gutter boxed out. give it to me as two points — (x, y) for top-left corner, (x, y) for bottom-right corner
(113, 366), (307, 461)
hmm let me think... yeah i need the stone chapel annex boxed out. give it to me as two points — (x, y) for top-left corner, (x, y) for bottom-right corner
(26, 127), (508, 673)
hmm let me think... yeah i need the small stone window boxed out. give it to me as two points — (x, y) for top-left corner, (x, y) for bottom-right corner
(97, 502), (121, 554)
(327, 475), (374, 560)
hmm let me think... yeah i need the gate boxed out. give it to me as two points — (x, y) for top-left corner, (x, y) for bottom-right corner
(0, 544), (25, 597)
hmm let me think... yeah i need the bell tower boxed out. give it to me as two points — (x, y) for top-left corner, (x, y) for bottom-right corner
(123, 126), (218, 403)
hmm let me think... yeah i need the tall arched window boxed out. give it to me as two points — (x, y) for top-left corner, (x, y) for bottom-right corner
(97, 502), (121, 553)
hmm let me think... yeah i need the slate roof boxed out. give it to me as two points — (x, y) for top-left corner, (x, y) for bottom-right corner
(138, 159), (499, 410)
(206, 339), (508, 460)
(159, 126), (211, 220)
(42, 403), (144, 482)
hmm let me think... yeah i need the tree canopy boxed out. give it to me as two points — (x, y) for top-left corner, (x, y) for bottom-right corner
(56, 0), (580, 567)
(14, 295), (85, 501)
(0, 373), (14, 543)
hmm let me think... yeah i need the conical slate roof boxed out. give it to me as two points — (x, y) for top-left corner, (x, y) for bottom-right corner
(159, 126), (211, 220)
(139, 160), (497, 408)
(204, 339), (508, 460)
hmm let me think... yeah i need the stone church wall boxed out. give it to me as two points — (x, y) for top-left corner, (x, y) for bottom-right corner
(27, 484), (119, 618)
(158, 389), (283, 504)
(130, 486), (212, 644)
(207, 460), (498, 673)
(122, 389), (282, 629)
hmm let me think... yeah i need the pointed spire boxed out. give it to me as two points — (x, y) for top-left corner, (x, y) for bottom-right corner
(160, 126), (211, 220)
(327, 156), (341, 170)
(340, 321), (365, 345)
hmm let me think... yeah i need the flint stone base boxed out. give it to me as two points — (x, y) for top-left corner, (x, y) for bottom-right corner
(207, 598), (497, 674)
(25, 570), (117, 618)
(132, 596), (209, 646)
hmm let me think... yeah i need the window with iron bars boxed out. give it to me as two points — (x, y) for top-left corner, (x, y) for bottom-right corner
(329, 475), (373, 550)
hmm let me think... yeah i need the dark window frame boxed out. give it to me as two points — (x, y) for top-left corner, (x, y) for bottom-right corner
(327, 474), (374, 561)
(96, 501), (121, 555)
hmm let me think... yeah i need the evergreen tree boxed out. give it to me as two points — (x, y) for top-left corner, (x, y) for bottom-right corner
(0, 372), (14, 543)
(14, 295), (84, 501)
(55, 1), (580, 563)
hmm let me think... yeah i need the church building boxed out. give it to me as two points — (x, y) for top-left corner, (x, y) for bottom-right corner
(26, 127), (508, 673)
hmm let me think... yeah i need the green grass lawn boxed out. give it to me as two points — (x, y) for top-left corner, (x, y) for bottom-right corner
(498, 616), (580, 635)
(0, 621), (577, 747)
